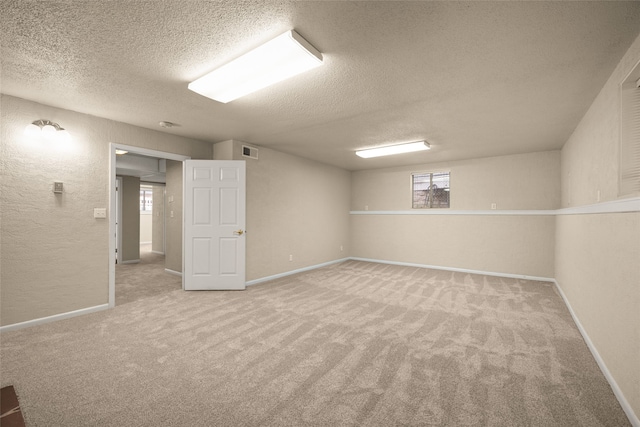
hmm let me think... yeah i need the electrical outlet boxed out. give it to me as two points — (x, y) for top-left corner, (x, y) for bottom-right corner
(289, 254), (293, 262)
(365, 205), (369, 211)
(491, 203), (497, 210)
(340, 245), (344, 251)
(93, 208), (107, 219)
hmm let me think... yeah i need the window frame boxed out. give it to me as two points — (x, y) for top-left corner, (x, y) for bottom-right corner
(411, 170), (450, 209)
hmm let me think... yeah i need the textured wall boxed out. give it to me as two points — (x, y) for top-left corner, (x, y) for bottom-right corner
(0, 95), (211, 326)
(120, 175), (140, 262)
(152, 186), (165, 253)
(227, 141), (351, 281)
(349, 151), (560, 278)
(556, 32), (640, 421)
(351, 151), (561, 211)
(164, 160), (183, 273)
(351, 214), (555, 278)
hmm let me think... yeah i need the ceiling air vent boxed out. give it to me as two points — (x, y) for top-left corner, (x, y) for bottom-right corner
(242, 145), (259, 160)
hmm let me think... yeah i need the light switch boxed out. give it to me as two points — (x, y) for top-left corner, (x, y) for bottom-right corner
(94, 208), (107, 219)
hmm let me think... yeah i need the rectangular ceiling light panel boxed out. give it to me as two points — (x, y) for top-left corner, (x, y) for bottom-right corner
(188, 30), (323, 103)
(356, 141), (431, 158)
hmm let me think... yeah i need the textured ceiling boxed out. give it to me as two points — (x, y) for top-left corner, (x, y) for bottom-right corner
(2, 1), (640, 171)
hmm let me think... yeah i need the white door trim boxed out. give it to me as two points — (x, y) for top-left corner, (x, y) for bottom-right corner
(108, 143), (190, 308)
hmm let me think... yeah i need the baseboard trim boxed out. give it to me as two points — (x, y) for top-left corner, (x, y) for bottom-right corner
(0, 304), (109, 333)
(120, 259), (140, 265)
(165, 268), (182, 277)
(246, 258), (350, 286)
(151, 250), (165, 255)
(348, 257), (555, 282)
(552, 280), (639, 427)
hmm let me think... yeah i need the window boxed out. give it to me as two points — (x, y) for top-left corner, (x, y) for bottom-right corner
(412, 171), (450, 208)
(620, 64), (640, 196)
(140, 187), (153, 212)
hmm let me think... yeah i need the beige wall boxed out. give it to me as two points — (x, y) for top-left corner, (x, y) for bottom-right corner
(556, 32), (640, 420)
(0, 95), (211, 326)
(164, 160), (183, 273)
(351, 215), (555, 278)
(152, 185), (165, 253)
(120, 175), (140, 262)
(351, 151), (560, 211)
(140, 213), (152, 244)
(221, 141), (351, 281)
(350, 151), (560, 278)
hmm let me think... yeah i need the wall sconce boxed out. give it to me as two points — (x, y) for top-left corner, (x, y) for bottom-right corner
(24, 120), (71, 142)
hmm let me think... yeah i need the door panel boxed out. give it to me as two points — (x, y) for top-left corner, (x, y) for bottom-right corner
(184, 160), (246, 290)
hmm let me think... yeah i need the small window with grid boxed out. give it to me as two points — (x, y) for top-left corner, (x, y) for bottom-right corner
(412, 172), (450, 208)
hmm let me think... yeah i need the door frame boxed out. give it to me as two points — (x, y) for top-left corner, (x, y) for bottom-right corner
(115, 176), (123, 265)
(108, 143), (190, 308)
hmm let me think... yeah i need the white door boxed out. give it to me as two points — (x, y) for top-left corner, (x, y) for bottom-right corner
(184, 160), (246, 290)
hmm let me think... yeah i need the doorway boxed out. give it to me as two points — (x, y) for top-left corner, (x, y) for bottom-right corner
(108, 143), (189, 307)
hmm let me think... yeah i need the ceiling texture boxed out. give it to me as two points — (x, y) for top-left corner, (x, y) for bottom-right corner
(2, 1), (640, 171)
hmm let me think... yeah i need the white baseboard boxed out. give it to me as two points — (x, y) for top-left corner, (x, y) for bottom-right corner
(165, 268), (183, 277)
(120, 259), (140, 265)
(0, 304), (109, 333)
(151, 250), (165, 255)
(246, 258), (350, 286)
(348, 257), (555, 283)
(552, 280), (639, 427)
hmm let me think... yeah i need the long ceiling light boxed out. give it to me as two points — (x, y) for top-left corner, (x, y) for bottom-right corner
(188, 30), (323, 103)
(356, 141), (431, 158)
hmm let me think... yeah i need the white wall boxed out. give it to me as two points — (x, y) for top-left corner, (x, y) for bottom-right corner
(0, 95), (212, 326)
(556, 31), (640, 422)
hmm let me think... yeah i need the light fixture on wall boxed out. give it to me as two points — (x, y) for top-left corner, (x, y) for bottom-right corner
(24, 120), (71, 142)
(356, 141), (431, 158)
(188, 29), (323, 103)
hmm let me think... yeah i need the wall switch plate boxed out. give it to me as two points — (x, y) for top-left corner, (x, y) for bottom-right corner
(93, 208), (107, 219)
(54, 182), (63, 193)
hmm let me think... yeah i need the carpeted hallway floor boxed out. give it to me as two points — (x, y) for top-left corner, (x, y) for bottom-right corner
(115, 244), (181, 306)
(0, 260), (630, 426)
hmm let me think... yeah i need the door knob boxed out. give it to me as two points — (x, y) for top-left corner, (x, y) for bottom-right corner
(234, 229), (245, 235)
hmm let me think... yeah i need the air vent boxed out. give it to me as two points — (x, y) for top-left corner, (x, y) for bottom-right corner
(242, 145), (259, 159)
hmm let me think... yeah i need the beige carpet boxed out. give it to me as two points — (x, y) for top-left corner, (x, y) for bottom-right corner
(0, 261), (630, 426)
(116, 244), (181, 306)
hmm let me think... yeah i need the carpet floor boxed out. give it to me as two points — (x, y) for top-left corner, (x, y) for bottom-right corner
(115, 244), (181, 306)
(0, 260), (629, 426)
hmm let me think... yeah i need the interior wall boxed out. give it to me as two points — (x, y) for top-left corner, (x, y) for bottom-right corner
(223, 141), (351, 281)
(351, 151), (560, 211)
(0, 95), (212, 326)
(120, 175), (140, 262)
(350, 151), (560, 278)
(152, 185), (165, 253)
(556, 31), (640, 421)
(164, 160), (183, 273)
(140, 213), (152, 244)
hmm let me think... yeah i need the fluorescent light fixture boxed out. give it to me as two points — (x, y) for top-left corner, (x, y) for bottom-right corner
(188, 30), (323, 103)
(356, 141), (431, 158)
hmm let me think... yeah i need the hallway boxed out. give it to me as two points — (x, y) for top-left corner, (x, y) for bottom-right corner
(115, 244), (181, 305)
